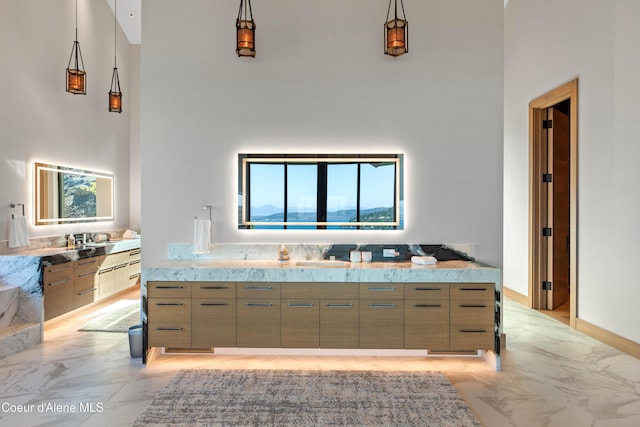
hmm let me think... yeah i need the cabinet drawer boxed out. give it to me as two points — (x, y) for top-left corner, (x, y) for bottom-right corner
(450, 327), (494, 350)
(43, 263), (74, 284)
(44, 275), (74, 320)
(404, 300), (449, 350)
(236, 299), (281, 347)
(148, 298), (191, 323)
(129, 248), (141, 262)
(237, 282), (280, 299)
(74, 283), (98, 308)
(148, 322), (191, 348)
(359, 283), (403, 300)
(450, 301), (494, 325)
(192, 299), (236, 347)
(282, 283), (358, 299)
(75, 257), (100, 276)
(128, 259), (141, 275)
(405, 283), (449, 300)
(191, 282), (235, 299)
(148, 281), (191, 298)
(320, 300), (359, 348)
(450, 283), (494, 301)
(102, 251), (130, 268)
(359, 300), (404, 349)
(281, 299), (319, 348)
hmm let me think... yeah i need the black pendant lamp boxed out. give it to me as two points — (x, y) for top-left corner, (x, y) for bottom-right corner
(109, 0), (122, 113)
(384, 0), (408, 57)
(66, 0), (86, 94)
(236, 0), (256, 57)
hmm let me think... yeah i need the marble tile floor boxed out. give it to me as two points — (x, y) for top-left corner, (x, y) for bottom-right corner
(0, 289), (639, 427)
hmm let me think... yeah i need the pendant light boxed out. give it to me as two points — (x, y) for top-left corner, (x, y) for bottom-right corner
(384, 0), (408, 57)
(236, 0), (256, 57)
(66, 0), (86, 94)
(109, 0), (122, 113)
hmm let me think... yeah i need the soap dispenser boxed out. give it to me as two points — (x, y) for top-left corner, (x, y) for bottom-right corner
(67, 234), (76, 249)
(278, 244), (290, 261)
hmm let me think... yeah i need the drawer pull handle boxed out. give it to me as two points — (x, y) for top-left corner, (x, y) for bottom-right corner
(368, 287), (396, 292)
(78, 259), (97, 266)
(459, 304), (487, 308)
(130, 249), (141, 256)
(78, 271), (97, 278)
(458, 288), (488, 292)
(287, 303), (314, 308)
(246, 303), (273, 307)
(156, 327), (183, 331)
(414, 287), (442, 291)
(48, 265), (71, 273)
(129, 259), (141, 265)
(49, 278), (70, 286)
(130, 274), (141, 280)
(245, 286), (273, 291)
(155, 286), (184, 289)
(200, 286), (229, 290)
(368, 303), (396, 308)
(200, 303), (229, 307)
(156, 303), (184, 306)
(326, 303), (353, 308)
(459, 329), (487, 333)
(78, 288), (97, 296)
(99, 268), (114, 274)
(414, 304), (441, 308)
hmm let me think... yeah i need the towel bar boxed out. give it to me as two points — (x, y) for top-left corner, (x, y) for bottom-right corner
(10, 203), (25, 219)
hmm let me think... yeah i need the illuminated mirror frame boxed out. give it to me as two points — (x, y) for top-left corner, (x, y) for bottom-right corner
(238, 154), (404, 230)
(34, 162), (114, 226)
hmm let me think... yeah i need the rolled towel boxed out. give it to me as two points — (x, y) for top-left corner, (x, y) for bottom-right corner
(9, 216), (30, 248)
(193, 218), (211, 254)
(411, 256), (437, 266)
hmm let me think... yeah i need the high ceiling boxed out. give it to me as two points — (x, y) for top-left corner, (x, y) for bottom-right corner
(106, 0), (141, 45)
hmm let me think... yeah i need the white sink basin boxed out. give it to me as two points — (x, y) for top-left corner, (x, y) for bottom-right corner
(295, 260), (348, 268)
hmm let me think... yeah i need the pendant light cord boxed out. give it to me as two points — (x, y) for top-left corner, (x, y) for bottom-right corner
(114, 0), (117, 67)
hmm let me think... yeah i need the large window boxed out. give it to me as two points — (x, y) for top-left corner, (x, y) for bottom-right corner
(238, 154), (403, 230)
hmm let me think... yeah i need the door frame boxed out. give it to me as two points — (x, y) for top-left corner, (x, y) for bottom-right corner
(528, 79), (578, 328)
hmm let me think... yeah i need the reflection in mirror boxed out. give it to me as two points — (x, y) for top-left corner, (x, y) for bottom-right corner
(34, 162), (114, 225)
(238, 154), (403, 230)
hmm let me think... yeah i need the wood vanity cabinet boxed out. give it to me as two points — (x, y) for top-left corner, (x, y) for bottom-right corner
(191, 282), (236, 348)
(145, 280), (496, 353)
(147, 281), (192, 348)
(236, 283), (281, 347)
(128, 249), (142, 287)
(449, 283), (495, 351)
(43, 262), (75, 321)
(359, 283), (404, 349)
(404, 283), (450, 350)
(73, 256), (100, 309)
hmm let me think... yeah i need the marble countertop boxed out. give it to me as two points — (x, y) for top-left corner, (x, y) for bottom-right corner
(143, 259), (501, 285)
(1, 238), (141, 261)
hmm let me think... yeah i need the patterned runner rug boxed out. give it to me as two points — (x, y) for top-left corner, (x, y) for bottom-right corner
(133, 369), (481, 426)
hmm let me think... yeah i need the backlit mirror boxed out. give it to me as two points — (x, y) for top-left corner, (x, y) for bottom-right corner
(34, 162), (114, 225)
(238, 154), (404, 230)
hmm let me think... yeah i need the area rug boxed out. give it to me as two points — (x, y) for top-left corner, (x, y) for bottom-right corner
(77, 299), (140, 333)
(133, 369), (481, 427)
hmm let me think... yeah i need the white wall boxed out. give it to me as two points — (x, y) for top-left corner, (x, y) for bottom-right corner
(0, 0), (133, 241)
(504, 0), (640, 343)
(141, 0), (504, 266)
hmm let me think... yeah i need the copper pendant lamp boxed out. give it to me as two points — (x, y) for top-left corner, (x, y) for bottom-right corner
(236, 0), (256, 57)
(66, 0), (86, 94)
(109, 0), (122, 113)
(384, 0), (408, 57)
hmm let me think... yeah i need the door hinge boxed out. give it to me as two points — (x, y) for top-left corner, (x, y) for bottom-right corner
(543, 173), (553, 183)
(543, 120), (553, 129)
(542, 281), (553, 291)
(542, 227), (553, 237)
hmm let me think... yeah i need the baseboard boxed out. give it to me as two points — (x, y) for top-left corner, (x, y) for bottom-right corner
(576, 318), (640, 360)
(503, 287), (529, 306)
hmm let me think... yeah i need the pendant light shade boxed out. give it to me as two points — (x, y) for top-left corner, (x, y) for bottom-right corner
(384, 0), (408, 57)
(66, 0), (86, 94)
(236, 0), (256, 57)
(109, 0), (122, 113)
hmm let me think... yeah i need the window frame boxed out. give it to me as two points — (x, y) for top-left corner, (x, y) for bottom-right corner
(238, 154), (404, 230)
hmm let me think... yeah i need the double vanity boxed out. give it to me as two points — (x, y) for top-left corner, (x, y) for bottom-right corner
(143, 244), (503, 370)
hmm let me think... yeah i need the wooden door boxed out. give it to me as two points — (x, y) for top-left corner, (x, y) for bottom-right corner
(544, 107), (571, 309)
